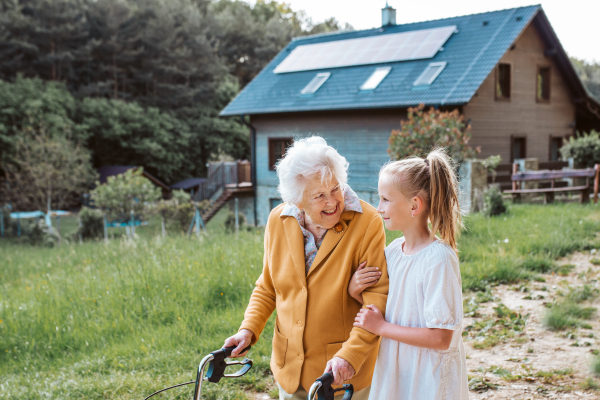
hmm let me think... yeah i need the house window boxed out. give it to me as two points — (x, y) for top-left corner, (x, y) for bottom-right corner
(301, 72), (330, 95)
(360, 67), (391, 90)
(495, 63), (511, 100)
(511, 136), (526, 162)
(537, 67), (551, 102)
(269, 138), (293, 171)
(270, 198), (283, 209)
(549, 136), (563, 161)
(413, 62), (447, 86)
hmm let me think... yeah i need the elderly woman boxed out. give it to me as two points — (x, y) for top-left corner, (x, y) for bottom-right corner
(224, 136), (388, 400)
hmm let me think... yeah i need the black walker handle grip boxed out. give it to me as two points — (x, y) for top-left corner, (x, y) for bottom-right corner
(222, 345), (251, 357)
(312, 372), (354, 400)
(205, 345), (252, 383)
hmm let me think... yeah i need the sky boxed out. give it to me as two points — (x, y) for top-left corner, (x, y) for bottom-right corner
(246, 0), (600, 63)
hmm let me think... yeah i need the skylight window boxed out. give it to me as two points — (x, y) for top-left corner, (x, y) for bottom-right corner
(301, 72), (331, 95)
(360, 67), (391, 91)
(413, 62), (447, 86)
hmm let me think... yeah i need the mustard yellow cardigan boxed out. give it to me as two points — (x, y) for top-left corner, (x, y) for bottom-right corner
(239, 200), (389, 393)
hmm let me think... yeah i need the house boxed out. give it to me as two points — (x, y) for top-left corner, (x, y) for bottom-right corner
(220, 4), (600, 226)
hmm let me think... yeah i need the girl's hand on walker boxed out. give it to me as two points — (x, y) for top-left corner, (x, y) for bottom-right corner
(353, 304), (384, 335)
(348, 262), (381, 304)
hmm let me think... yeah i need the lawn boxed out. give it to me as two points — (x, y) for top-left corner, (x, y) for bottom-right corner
(0, 203), (598, 399)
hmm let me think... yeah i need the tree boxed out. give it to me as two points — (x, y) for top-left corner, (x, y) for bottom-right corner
(0, 0), (350, 183)
(0, 76), (80, 169)
(571, 57), (600, 102)
(76, 97), (193, 183)
(90, 168), (160, 223)
(0, 124), (97, 212)
(388, 104), (480, 163)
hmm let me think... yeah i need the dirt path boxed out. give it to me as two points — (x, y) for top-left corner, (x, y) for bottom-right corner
(464, 251), (600, 399)
(251, 251), (600, 399)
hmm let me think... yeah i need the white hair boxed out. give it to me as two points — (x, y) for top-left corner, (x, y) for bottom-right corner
(276, 136), (349, 205)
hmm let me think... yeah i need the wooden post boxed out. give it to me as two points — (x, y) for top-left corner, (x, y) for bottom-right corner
(161, 215), (166, 238)
(57, 216), (61, 245)
(235, 197), (239, 234)
(78, 216), (83, 244)
(130, 210), (135, 237)
(594, 164), (599, 204)
(17, 215), (21, 238)
(0, 209), (3, 238)
(511, 163), (521, 203)
(103, 214), (108, 242)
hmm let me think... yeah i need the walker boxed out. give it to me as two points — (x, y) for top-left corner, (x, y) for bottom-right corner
(307, 372), (354, 400)
(143, 346), (252, 399)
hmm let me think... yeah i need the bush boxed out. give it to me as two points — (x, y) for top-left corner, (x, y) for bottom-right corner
(482, 155), (502, 183)
(388, 104), (480, 163)
(225, 211), (246, 233)
(483, 185), (507, 217)
(8, 217), (61, 247)
(75, 207), (104, 240)
(28, 219), (61, 247)
(91, 168), (161, 223)
(559, 130), (600, 168)
(153, 190), (196, 233)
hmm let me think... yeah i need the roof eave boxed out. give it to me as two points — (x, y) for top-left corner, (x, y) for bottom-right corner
(220, 101), (469, 117)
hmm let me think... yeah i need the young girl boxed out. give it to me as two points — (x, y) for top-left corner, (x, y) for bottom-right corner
(349, 149), (468, 399)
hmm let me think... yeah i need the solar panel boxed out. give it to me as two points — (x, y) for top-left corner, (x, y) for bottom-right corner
(274, 25), (456, 74)
(413, 62), (447, 86)
(360, 67), (391, 90)
(301, 72), (331, 94)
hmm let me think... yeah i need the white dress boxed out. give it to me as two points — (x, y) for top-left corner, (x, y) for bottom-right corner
(368, 238), (469, 400)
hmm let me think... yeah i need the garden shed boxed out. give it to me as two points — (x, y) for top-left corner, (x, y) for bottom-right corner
(97, 166), (172, 199)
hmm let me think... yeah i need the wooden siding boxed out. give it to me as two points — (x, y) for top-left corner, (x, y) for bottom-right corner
(251, 109), (406, 193)
(464, 22), (575, 163)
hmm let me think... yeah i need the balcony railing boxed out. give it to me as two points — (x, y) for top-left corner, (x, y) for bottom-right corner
(195, 160), (251, 202)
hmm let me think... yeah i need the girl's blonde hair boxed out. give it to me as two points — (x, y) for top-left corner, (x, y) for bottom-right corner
(380, 148), (462, 250)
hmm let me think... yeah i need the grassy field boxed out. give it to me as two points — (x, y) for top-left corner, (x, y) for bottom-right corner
(1, 203), (599, 399)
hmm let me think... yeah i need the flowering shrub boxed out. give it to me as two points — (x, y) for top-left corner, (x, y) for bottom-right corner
(388, 104), (480, 163)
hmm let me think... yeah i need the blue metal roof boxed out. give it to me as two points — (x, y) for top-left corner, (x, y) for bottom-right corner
(220, 5), (541, 116)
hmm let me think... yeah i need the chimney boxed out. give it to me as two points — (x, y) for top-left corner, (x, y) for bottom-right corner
(382, 2), (396, 26)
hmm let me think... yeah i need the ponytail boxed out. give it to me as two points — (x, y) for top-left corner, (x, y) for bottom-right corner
(426, 149), (461, 251)
(380, 148), (462, 251)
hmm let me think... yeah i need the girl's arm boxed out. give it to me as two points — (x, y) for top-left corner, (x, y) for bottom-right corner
(354, 304), (453, 351)
(348, 262), (382, 304)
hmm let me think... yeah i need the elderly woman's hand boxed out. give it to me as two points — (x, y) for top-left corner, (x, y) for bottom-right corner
(223, 329), (254, 357)
(348, 262), (381, 304)
(324, 356), (355, 385)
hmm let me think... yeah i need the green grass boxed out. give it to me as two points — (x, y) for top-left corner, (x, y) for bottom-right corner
(543, 285), (599, 331)
(1, 219), (271, 399)
(0, 203), (598, 398)
(594, 356), (600, 376)
(449, 203), (597, 290)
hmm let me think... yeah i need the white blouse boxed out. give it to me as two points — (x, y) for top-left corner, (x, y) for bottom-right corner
(368, 237), (469, 400)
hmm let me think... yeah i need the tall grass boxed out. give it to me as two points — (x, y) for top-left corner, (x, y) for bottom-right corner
(1, 230), (273, 399)
(0, 203), (598, 398)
